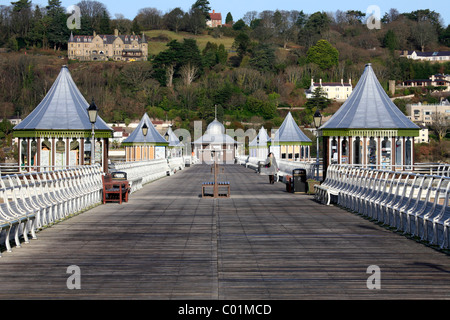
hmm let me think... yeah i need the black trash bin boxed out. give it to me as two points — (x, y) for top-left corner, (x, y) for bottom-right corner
(292, 169), (307, 193)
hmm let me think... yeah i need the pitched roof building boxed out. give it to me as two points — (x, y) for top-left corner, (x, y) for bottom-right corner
(306, 78), (353, 101)
(68, 29), (148, 62)
(270, 112), (312, 161)
(401, 50), (450, 62)
(122, 113), (168, 161)
(13, 65), (113, 172)
(206, 10), (222, 28)
(193, 117), (240, 163)
(319, 63), (420, 176)
(249, 126), (270, 159)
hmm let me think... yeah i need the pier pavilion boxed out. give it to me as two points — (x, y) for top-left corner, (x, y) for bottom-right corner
(193, 118), (240, 163)
(166, 125), (184, 158)
(319, 63), (420, 177)
(122, 113), (168, 161)
(249, 126), (270, 158)
(270, 112), (312, 161)
(13, 65), (113, 173)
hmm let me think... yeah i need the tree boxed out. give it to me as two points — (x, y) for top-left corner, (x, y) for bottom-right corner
(233, 32), (251, 60)
(298, 11), (330, 48)
(383, 29), (399, 52)
(225, 12), (233, 25)
(164, 7), (184, 33)
(249, 43), (276, 72)
(431, 111), (449, 141)
(191, 0), (211, 18)
(46, 0), (69, 50)
(306, 39), (339, 70)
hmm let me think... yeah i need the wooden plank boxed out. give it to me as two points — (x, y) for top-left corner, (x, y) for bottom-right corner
(0, 164), (448, 299)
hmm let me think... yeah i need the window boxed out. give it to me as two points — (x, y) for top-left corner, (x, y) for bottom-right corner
(395, 138), (402, 166)
(367, 137), (377, 168)
(281, 153), (286, 159)
(405, 137), (412, 167)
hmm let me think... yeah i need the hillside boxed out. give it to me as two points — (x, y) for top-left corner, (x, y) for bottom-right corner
(144, 30), (236, 57)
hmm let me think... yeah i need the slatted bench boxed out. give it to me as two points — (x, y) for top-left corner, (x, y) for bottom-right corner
(102, 174), (130, 204)
(202, 181), (230, 198)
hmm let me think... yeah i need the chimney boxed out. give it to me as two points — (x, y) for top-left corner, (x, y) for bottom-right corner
(114, 29), (119, 37)
(213, 10), (215, 13)
(341, 79), (344, 86)
(319, 79), (322, 86)
(311, 78), (314, 87)
(349, 79), (352, 85)
(93, 31), (96, 37)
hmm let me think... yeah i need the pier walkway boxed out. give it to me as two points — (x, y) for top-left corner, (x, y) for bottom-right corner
(0, 164), (449, 299)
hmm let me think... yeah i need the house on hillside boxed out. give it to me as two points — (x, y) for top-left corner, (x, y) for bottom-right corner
(399, 73), (450, 91)
(400, 50), (450, 62)
(206, 10), (222, 28)
(68, 29), (148, 62)
(305, 78), (353, 102)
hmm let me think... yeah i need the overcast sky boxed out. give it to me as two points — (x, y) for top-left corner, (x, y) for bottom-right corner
(26, 0), (450, 25)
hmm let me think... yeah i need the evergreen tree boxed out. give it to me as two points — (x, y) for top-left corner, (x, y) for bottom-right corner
(46, 0), (69, 50)
(225, 12), (233, 25)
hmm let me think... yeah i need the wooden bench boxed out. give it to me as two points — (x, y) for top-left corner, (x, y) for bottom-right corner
(102, 174), (130, 204)
(202, 181), (230, 198)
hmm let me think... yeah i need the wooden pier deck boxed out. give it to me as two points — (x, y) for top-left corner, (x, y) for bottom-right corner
(0, 164), (449, 300)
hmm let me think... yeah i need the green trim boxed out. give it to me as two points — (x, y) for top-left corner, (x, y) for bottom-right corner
(122, 142), (169, 147)
(321, 128), (420, 137)
(268, 141), (313, 146)
(13, 129), (113, 139)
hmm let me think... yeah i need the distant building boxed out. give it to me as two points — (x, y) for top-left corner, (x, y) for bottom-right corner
(406, 100), (450, 125)
(306, 78), (353, 102)
(414, 124), (429, 144)
(400, 73), (450, 91)
(8, 116), (22, 126)
(206, 10), (222, 28)
(401, 50), (450, 62)
(68, 29), (148, 62)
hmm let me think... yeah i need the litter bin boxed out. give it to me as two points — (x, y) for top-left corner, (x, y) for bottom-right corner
(293, 169), (307, 193)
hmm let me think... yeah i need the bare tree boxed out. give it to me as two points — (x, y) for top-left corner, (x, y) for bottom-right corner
(166, 63), (175, 88)
(180, 62), (197, 86)
(432, 109), (450, 141)
(242, 10), (258, 26)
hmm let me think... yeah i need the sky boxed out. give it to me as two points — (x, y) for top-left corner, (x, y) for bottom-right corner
(12, 0), (450, 25)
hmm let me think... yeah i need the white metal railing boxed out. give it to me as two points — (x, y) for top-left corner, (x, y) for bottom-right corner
(236, 156), (320, 181)
(315, 164), (450, 249)
(110, 157), (186, 193)
(0, 165), (103, 256)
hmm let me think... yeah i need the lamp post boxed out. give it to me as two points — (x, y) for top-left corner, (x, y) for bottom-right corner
(165, 130), (170, 159)
(256, 135), (260, 158)
(211, 149), (218, 198)
(142, 123), (148, 161)
(313, 109), (322, 181)
(87, 98), (98, 165)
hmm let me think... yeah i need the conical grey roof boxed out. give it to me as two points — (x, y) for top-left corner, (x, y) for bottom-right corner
(166, 126), (184, 147)
(272, 112), (311, 143)
(122, 113), (167, 144)
(320, 63), (420, 130)
(250, 126), (269, 147)
(14, 66), (112, 132)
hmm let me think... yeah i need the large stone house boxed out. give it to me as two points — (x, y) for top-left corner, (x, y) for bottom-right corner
(68, 29), (148, 62)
